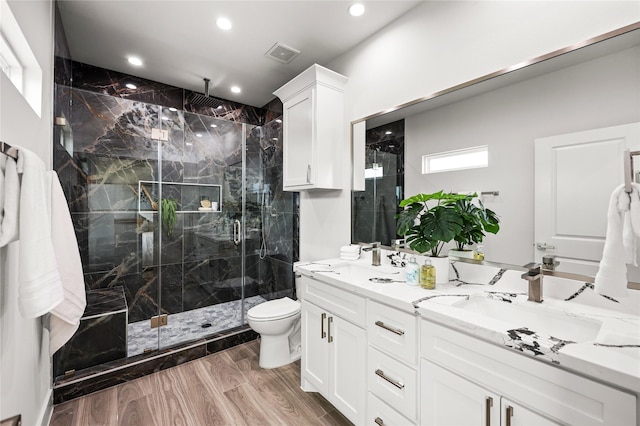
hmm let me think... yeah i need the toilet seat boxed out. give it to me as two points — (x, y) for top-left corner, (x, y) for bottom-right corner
(247, 297), (300, 321)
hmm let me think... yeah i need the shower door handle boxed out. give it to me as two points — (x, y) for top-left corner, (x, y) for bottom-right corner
(233, 219), (241, 246)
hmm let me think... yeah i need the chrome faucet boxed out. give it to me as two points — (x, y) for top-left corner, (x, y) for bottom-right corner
(521, 262), (543, 303)
(362, 242), (381, 266)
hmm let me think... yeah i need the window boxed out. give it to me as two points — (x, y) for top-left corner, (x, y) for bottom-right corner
(422, 145), (488, 174)
(0, 0), (42, 116)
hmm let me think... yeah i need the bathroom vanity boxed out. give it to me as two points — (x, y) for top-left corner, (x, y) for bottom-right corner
(295, 253), (640, 426)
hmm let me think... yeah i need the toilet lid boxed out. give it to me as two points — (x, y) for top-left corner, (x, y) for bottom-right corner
(247, 297), (300, 321)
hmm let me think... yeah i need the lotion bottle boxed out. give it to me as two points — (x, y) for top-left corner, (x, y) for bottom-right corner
(420, 259), (436, 290)
(406, 257), (419, 285)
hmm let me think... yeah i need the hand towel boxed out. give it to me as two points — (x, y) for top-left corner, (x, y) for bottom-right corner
(49, 171), (87, 355)
(621, 183), (640, 266)
(0, 153), (19, 247)
(15, 147), (64, 318)
(594, 184), (631, 299)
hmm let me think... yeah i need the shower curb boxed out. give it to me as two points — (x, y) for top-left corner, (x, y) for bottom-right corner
(52, 326), (258, 404)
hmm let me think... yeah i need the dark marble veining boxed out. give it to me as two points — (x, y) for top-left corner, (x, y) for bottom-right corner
(53, 287), (128, 377)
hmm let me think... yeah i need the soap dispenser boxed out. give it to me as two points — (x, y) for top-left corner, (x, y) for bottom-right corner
(406, 257), (419, 285)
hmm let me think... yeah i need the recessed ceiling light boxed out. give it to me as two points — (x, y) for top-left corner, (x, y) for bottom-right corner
(125, 83), (137, 90)
(186, 142), (193, 146)
(216, 17), (232, 30)
(230, 86), (241, 94)
(275, 119), (282, 123)
(127, 56), (143, 66)
(348, 3), (365, 17)
(385, 131), (393, 135)
(169, 107), (178, 112)
(196, 133), (202, 138)
(210, 124), (218, 128)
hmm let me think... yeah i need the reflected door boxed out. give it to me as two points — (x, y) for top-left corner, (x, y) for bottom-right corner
(534, 122), (640, 278)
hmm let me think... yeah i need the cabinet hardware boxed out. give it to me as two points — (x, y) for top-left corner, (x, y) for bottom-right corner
(375, 369), (404, 389)
(306, 164), (311, 183)
(374, 417), (384, 425)
(328, 316), (334, 343)
(321, 313), (327, 339)
(535, 242), (556, 251)
(375, 320), (405, 336)
(505, 405), (513, 426)
(485, 397), (493, 426)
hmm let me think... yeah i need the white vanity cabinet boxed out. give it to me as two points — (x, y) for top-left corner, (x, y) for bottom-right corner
(273, 64), (348, 191)
(420, 320), (637, 426)
(298, 275), (366, 425)
(367, 300), (419, 425)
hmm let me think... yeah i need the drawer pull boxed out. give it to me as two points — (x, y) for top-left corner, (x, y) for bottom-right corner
(505, 405), (513, 426)
(375, 369), (404, 389)
(375, 320), (405, 336)
(328, 316), (334, 343)
(321, 313), (326, 339)
(485, 397), (493, 426)
(374, 417), (384, 425)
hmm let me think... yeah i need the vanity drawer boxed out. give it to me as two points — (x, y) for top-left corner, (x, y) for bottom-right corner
(300, 275), (366, 327)
(368, 300), (417, 366)
(368, 346), (418, 421)
(367, 392), (416, 426)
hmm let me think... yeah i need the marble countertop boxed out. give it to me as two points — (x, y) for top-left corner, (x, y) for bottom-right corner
(295, 253), (640, 394)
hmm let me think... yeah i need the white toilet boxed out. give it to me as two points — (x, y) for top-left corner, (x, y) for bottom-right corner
(247, 296), (301, 369)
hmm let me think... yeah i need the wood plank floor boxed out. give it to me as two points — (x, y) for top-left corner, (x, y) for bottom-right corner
(50, 340), (353, 426)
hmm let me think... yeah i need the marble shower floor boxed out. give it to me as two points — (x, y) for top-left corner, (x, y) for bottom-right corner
(127, 295), (267, 356)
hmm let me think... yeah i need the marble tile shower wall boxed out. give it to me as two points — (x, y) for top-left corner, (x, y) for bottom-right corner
(53, 60), (298, 332)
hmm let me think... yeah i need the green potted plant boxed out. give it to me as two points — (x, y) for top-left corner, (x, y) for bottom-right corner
(161, 198), (178, 237)
(449, 193), (500, 258)
(396, 191), (467, 284)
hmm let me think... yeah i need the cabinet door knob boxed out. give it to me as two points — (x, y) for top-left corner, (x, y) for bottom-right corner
(375, 369), (404, 389)
(374, 417), (384, 425)
(485, 397), (493, 426)
(328, 316), (333, 343)
(306, 164), (311, 183)
(375, 320), (405, 336)
(321, 313), (326, 339)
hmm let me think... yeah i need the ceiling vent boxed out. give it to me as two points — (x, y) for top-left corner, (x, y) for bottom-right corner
(265, 42), (301, 64)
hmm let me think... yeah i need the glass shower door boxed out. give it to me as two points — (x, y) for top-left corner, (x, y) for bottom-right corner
(157, 111), (253, 350)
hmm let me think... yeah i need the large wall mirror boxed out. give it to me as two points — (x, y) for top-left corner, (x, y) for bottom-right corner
(351, 23), (640, 279)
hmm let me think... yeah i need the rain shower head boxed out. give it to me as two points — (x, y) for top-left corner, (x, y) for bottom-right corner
(187, 78), (226, 108)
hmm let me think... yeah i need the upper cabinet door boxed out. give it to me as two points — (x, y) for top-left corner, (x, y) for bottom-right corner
(282, 88), (315, 188)
(274, 64), (348, 191)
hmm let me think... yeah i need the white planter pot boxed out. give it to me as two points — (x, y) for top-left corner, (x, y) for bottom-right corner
(448, 249), (475, 259)
(428, 256), (450, 285)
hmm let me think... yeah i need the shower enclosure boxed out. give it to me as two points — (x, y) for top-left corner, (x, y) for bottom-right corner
(52, 62), (294, 381)
(352, 120), (405, 246)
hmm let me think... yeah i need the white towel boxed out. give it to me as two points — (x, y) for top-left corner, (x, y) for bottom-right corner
(15, 147), (64, 318)
(49, 171), (86, 355)
(0, 153), (19, 247)
(623, 183), (640, 266)
(594, 184), (635, 299)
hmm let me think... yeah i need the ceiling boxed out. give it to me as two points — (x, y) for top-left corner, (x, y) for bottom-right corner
(57, 1), (423, 107)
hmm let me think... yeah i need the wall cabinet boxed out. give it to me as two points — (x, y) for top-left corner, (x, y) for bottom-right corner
(420, 320), (636, 426)
(299, 276), (366, 425)
(273, 64), (348, 191)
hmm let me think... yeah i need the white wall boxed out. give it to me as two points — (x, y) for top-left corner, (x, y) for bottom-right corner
(405, 46), (640, 265)
(299, 1), (640, 262)
(0, 1), (54, 425)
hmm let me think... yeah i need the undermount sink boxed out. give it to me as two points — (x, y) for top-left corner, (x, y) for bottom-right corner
(314, 263), (403, 281)
(452, 295), (602, 343)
